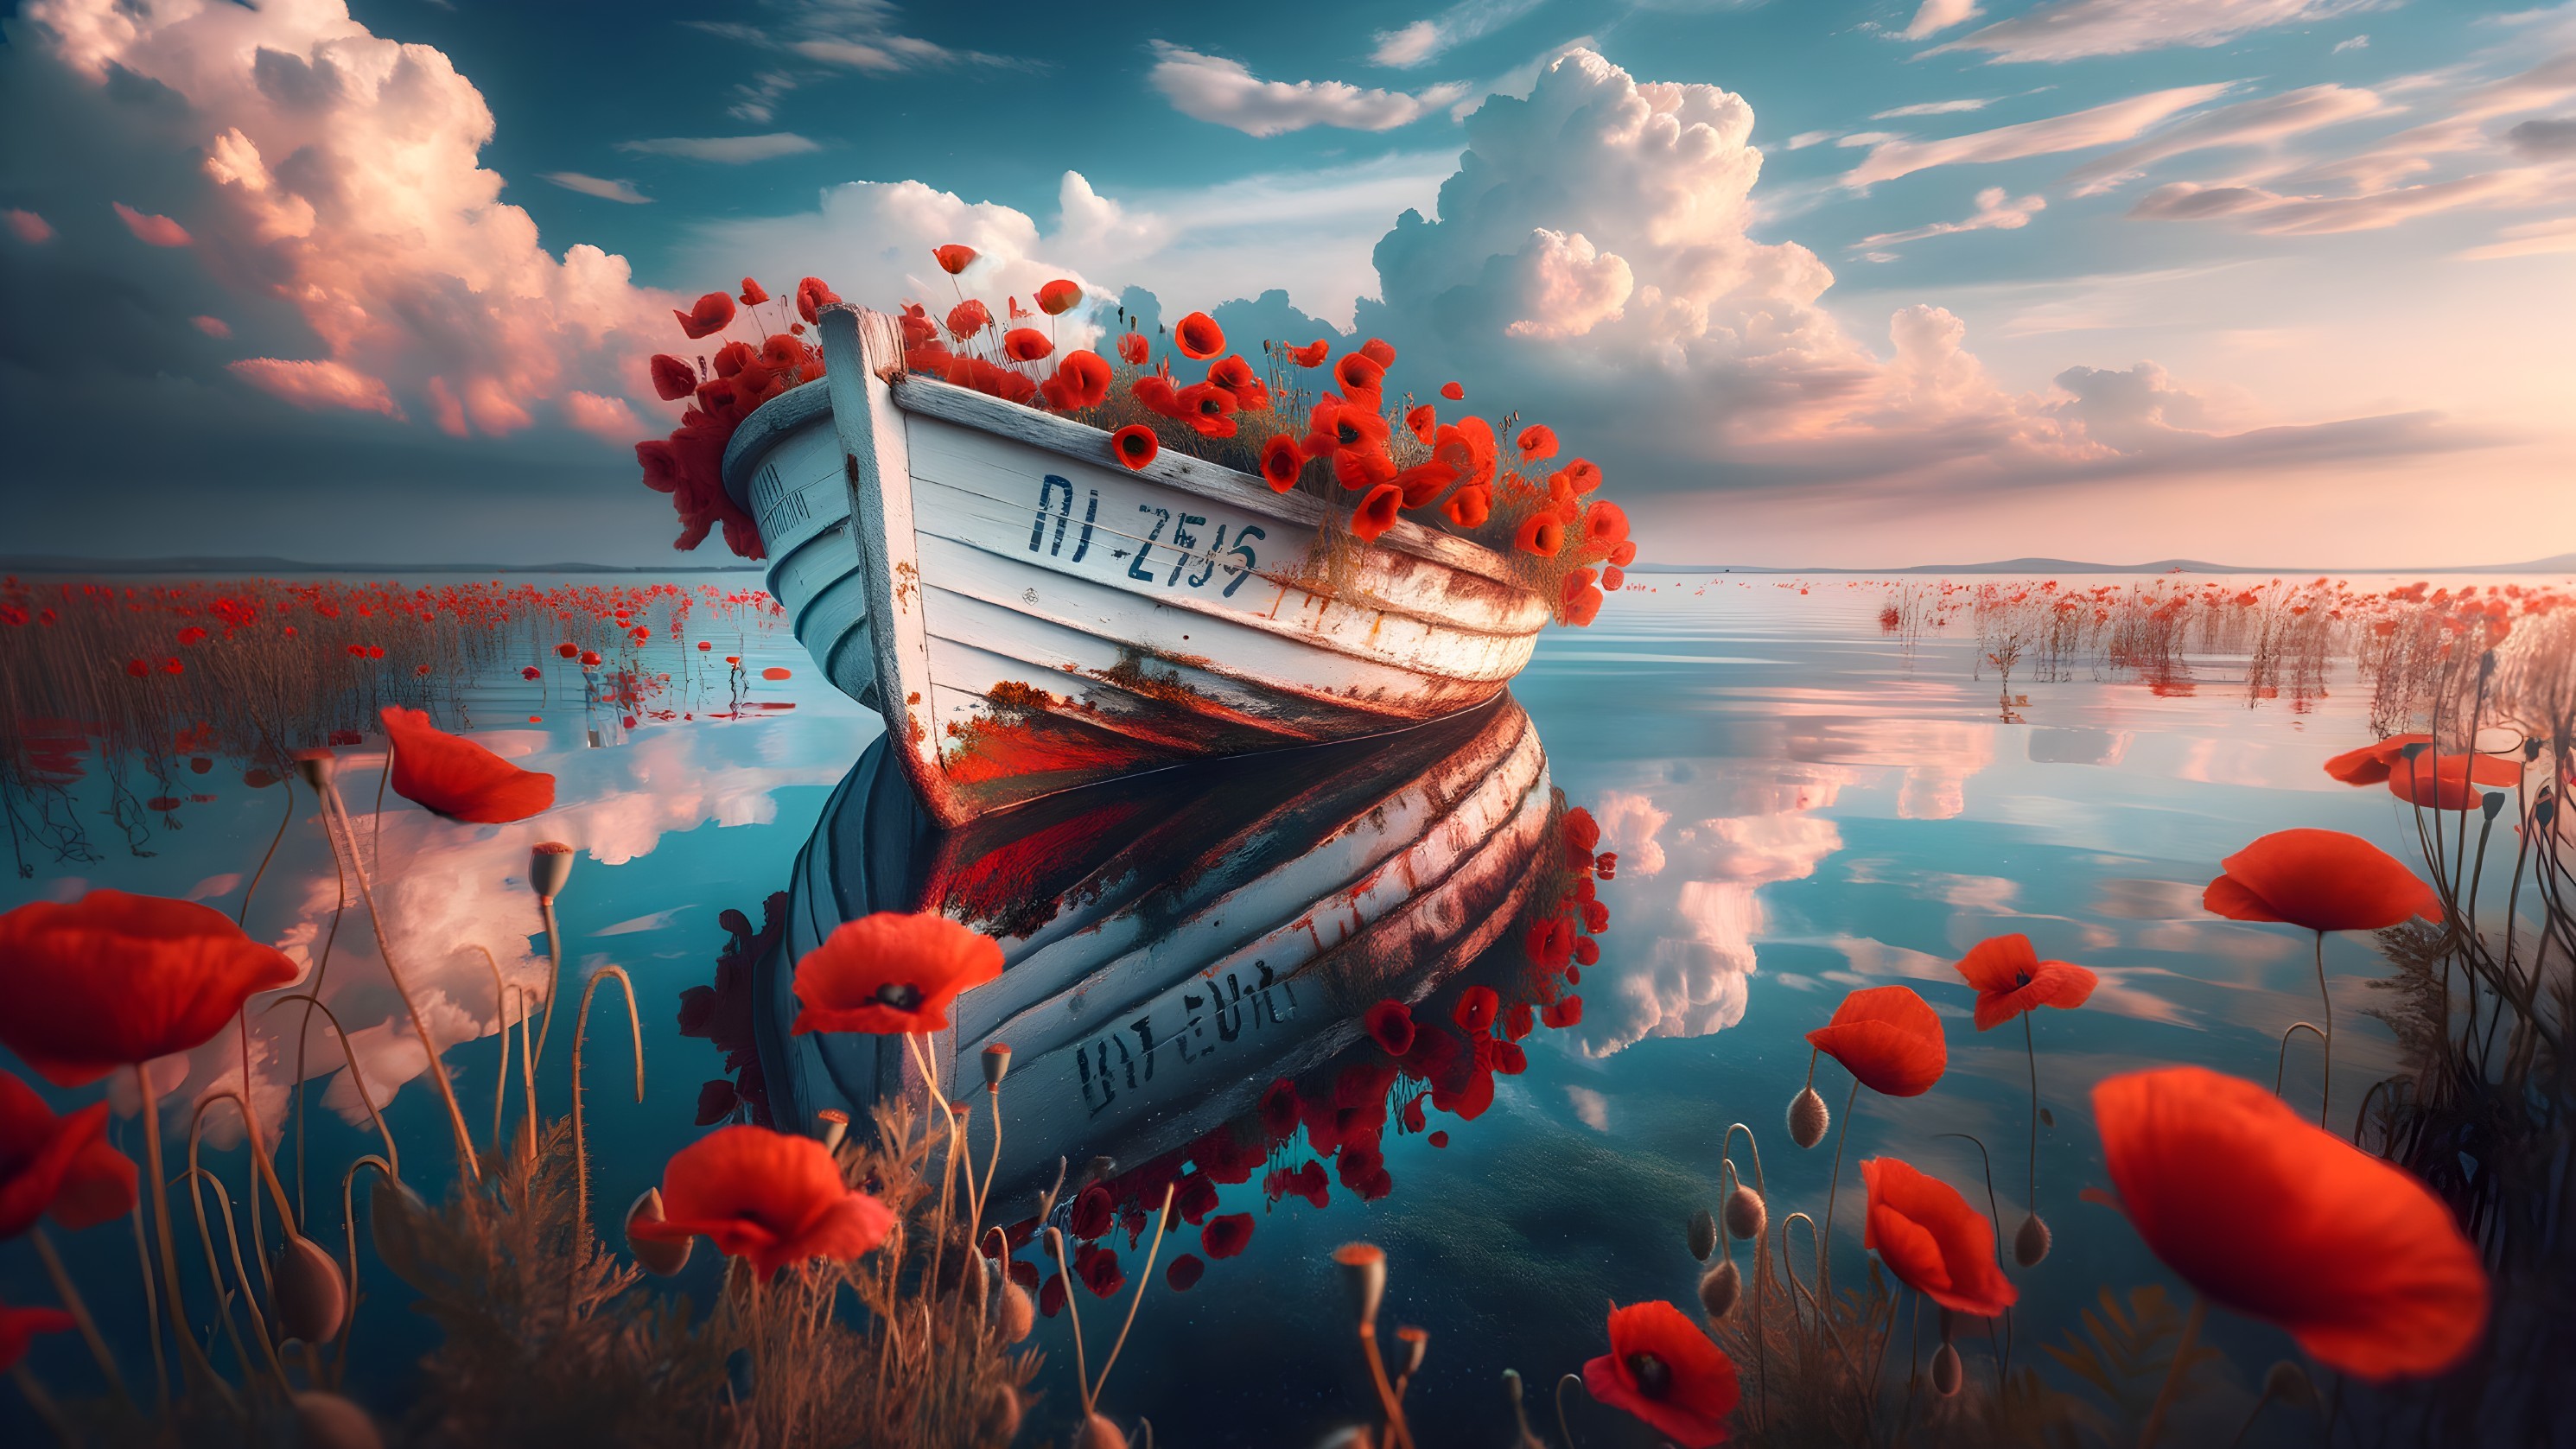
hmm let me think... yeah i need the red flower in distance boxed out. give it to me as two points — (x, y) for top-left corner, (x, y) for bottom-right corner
(1517, 423), (1558, 461)
(1, 1070), (136, 1236)
(1173, 311), (1224, 360)
(1352, 483), (1402, 543)
(628, 1125), (894, 1279)
(2203, 829), (2439, 933)
(1035, 278), (1082, 315)
(0, 892), (300, 1087)
(739, 277), (769, 306)
(1582, 1300), (1740, 1448)
(1117, 332), (1149, 365)
(2092, 1066), (2488, 1380)
(1951, 933), (2097, 1032)
(1862, 1157), (2017, 1317)
(380, 706), (557, 823)
(1806, 985), (1945, 1097)
(932, 244), (978, 276)
(649, 354), (696, 402)
(1440, 380), (1463, 400)
(674, 291), (735, 340)
(1364, 1001), (1416, 1055)
(1110, 423), (1160, 471)
(791, 911), (1002, 1036)
(1200, 1211), (1253, 1259)
(1288, 339), (1330, 367)
(1260, 435), (1303, 492)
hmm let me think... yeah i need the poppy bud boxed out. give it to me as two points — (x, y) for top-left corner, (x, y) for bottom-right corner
(2039, 1106), (2055, 1128)
(1687, 1207), (1717, 1262)
(1788, 1085), (1829, 1148)
(2482, 791), (2506, 820)
(2262, 1359), (2319, 1411)
(293, 1391), (385, 1449)
(1333, 1242), (1387, 1328)
(997, 1277), (1035, 1343)
(529, 841), (576, 899)
(817, 1108), (849, 1153)
(1931, 1341), (1962, 1397)
(1697, 1259), (1741, 1321)
(1396, 1324), (1428, 1376)
(293, 747), (335, 790)
(1724, 1184), (1767, 1243)
(271, 1234), (347, 1344)
(2013, 1211), (2051, 1267)
(627, 1188), (692, 1276)
(1078, 1413), (1129, 1449)
(982, 1041), (1013, 1089)
(976, 1383), (1023, 1443)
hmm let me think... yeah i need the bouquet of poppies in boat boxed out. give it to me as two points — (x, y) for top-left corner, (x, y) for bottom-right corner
(634, 250), (1634, 626)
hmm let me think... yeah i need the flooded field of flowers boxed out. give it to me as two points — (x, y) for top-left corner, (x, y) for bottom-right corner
(1, 567), (2569, 1448)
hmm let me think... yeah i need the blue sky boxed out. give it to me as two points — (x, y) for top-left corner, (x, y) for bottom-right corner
(3, 0), (2571, 566)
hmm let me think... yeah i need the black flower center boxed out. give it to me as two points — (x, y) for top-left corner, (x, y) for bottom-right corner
(1626, 1351), (1670, 1399)
(874, 982), (925, 1012)
(2014, 970), (2032, 988)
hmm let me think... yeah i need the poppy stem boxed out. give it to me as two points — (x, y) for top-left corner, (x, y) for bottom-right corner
(2312, 931), (2333, 1128)
(532, 893), (566, 1071)
(125, 1184), (169, 1411)
(135, 1065), (228, 1406)
(237, 772), (293, 929)
(29, 1227), (127, 1404)
(569, 965), (643, 1255)
(334, 1154), (397, 1387)
(1090, 1181), (1177, 1411)
(1046, 1226), (1092, 1415)
(1721, 1122), (1768, 1429)
(2023, 1013), (2042, 1207)
(1817, 1076), (1860, 1299)
(2135, 1293), (2205, 1449)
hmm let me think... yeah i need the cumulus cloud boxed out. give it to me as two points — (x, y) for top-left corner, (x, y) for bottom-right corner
(1901, 0), (1982, 41)
(1148, 42), (1470, 137)
(1855, 187), (2045, 251)
(5, 208), (54, 244)
(1930, 0), (2374, 64)
(616, 133), (822, 162)
(544, 171), (652, 203)
(1370, 0), (1549, 68)
(22, 0), (675, 443)
(114, 200), (192, 246)
(1841, 85), (2233, 187)
(1501, 230), (1635, 338)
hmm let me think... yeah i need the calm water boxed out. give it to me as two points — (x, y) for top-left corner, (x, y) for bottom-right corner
(3, 570), (2561, 1446)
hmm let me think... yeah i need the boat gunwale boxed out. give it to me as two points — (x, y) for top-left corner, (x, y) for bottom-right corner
(719, 346), (1539, 596)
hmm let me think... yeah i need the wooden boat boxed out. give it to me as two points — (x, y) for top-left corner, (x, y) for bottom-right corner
(720, 306), (1551, 825)
(750, 693), (1553, 1198)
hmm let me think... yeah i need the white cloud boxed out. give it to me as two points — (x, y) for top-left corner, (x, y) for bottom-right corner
(2063, 85), (2387, 195)
(1873, 98), (1996, 119)
(2132, 169), (2549, 233)
(1902, 0), (1982, 41)
(1148, 42), (1470, 137)
(2455, 214), (2576, 259)
(1842, 85), (2234, 187)
(1564, 1084), (1610, 1130)
(1787, 130), (1836, 149)
(1501, 229), (1635, 338)
(544, 172), (652, 204)
(2334, 35), (2371, 54)
(1369, 0), (1549, 68)
(1855, 186), (2045, 250)
(616, 133), (822, 162)
(1930, 0), (2375, 65)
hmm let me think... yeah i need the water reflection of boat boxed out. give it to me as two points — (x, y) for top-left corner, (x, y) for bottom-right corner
(754, 693), (1552, 1196)
(719, 307), (1548, 825)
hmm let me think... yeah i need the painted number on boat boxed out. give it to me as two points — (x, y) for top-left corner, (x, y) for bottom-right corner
(1028, 474), (1263, 599)
(1073, 960), (1297, 1116)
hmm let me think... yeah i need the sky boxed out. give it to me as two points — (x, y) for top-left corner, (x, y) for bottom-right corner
(2, 0), (2572, 569)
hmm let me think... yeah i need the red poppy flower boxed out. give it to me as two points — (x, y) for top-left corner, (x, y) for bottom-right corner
(1035, 278), (1082, 315)
(1562, 569), (1598, 612)
(0, 1304), (75, 1372)
(791, 911), (1002, 1036)
(1603, 566), (1625, 590)
(945, 300), (991, 340)
(1334, 353), (1386, 397)
(2386, 750), (2522, 810)
(1405, 404), (1437, 444)
(1952, 933), (2097, 1032)
(1110, 423), (1160, 471)
(760, 334), (805, 372)
(932, 244), (978, 276)
(1504, 1001), (1534, 1040)
(0, 892), (300, 1087)
(1117, 332), (1149, 365)
(1174, 1173), (1220, 1224)
(1806, 985), (1945, 1097)
(1205, 354), (1269, 410)
(1364, 1001), (1416, 1056)
(628, 1125), (894, 1279)
(1352, 483), (1403, 542)
(1001, 327), (1053, 363)
(1358, 337), (1396, 367)
(795, 276), (841, 325)
(1541, 995), (1584, 1028)
(674, 291), (735, 340)
(1583, 499), (1630, 551)
(1070, 1184), (1115, 1239)
(1288, 339), (1330, 367)
(379, 706), (556, 824)
(1259, 1079), (1301, 1140)
(1200, 1211), (1253, 1259)
(2092, 1065), (2488, 1380)
(2322, 734), (2433, 785)
(1051, 349), (1111, 410)
(1173, 312), (1224, 360)
(1440, 380), (1463, 400)
(1442, 486), (1492, 528)
(1453, 986), (1499, 1034)
(556, 641), (579, 658)
(739, 277), (769, 306)
(1564, 582), (1605, 626)
(1517, 423), (1558, 461)
(1562, 459), (1604, 494)
(1166, 1253), (1205, 1291)
(580, 650), (603, 667)
(1526, 915), (1575, 973)
(1582, 1300), (1740, 1448)
(1076, 1242), (1124, 1297)
(1, 1070), (134, 1236)
(649, 354), (696, 402)
(1515, 512), (1564, 558)
(1861, 1157), (2017, 1317)
(1039, 1272), (1066, 1318)
(1176, 382), (1240, 439)
(2203, 829), (2439, 933)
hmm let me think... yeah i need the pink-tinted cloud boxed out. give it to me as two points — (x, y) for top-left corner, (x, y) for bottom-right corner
(1928, 0), (2370, 64)
(1841, 85), (2232, 187)
(561, 390), (645, 442)
(192, 315), (231, 339)
(3, 208), (53, 244)
(112, 200), (192, 246)
(227, 358), (405, 417)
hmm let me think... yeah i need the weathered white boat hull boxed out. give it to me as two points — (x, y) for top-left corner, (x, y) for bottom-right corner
(722, 307), (1548, 823)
